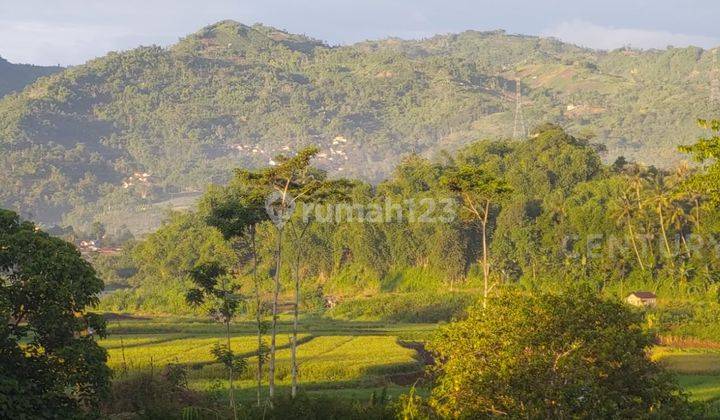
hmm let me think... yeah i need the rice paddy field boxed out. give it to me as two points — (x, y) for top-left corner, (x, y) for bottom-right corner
(652, 347), (720, 403)
(102, 315), (435, 401)
(101, 315), (720, 404)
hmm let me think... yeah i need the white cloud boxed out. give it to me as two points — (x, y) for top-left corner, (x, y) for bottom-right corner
(542, 20), (720, 50)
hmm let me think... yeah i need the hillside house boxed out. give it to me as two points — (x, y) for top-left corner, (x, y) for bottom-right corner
(78, 240), (98, 252)
(626, 291), (657, 307)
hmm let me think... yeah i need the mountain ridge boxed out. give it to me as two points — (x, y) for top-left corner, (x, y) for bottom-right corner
(0, 55), (63, 97)
(1, 21), (718, 231)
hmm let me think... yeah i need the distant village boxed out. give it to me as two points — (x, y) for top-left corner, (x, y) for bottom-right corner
(227, 135), (351, 172)
(119, 135), (355, 202)
(77, 239), (122, 258)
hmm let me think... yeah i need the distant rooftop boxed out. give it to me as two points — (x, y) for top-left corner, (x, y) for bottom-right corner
(629, 291), (656, 299)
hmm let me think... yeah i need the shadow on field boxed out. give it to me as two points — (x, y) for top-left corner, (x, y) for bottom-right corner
(106, 316), (437, 338)
(186, 335), (319, 370)
(103, 312), (151, 321)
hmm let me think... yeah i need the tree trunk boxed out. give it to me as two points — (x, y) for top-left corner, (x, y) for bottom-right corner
(627, 218), (645, 271)
(250, 228), (262, 407)
(268, 227), (283, 400)
(481, 200), (490, 309)
(291, 253), (300, 397)
(290, 222), (311, 398)
(680, 232), (690, 256)
(657, 204), (674, 266)
(634, 186), (656, 262)
(532, 261), (536, 282)
(226, 321), (237, 420)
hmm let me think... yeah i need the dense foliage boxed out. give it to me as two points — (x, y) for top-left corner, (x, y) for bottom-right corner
(0, 209), (110, 418)
(87, 119), (720, 416)
(0, 55), (61, 98)
(426, 289), (692, 418)
(1, 21), (718, 231)
(103, 124), (720, 319)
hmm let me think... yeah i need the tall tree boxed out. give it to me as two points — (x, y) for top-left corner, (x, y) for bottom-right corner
(442, 165), (510, 307)
(613, 189), (646, 271)
(648, 174), (675, 266)
(246, 147), (326, 399)
(200, 176), (269, 406)
(285, 179), (351, 397)
(679, 119), (720, 211)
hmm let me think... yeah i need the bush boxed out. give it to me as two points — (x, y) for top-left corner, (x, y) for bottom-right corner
(103, 369), (207, 418)
(426, 288), (693, 418)
(379, 267), (445, 293)
(662, 301), (720, 342)
(98, 282), (204, 315)
(244, 393), (396, 419)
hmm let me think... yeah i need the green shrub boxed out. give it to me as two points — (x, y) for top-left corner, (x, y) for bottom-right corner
(326, 292), (475, 323)
(104, 369), (209, 418)
(99, 282), (204, 315)
(380, 267), (445, 293)
(666, 302), (720, 342)
(427, 288), (693, 418)
(248, 393), (397, 419)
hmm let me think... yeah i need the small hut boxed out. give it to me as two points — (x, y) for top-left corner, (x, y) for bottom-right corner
(626, 291), (657, 307)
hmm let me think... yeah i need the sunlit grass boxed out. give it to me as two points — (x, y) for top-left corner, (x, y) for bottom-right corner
(270, 335), (420, 384)
(652, 346), (720, 375)
(102, 333), (310, 371)
(99, 316), (720, 404)
(99, 316), (425, 402)
(651, 346), (720, 402)
(676, 375), (720, 402)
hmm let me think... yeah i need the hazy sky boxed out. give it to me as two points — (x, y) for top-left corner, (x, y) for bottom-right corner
(1, 0), (719, 66)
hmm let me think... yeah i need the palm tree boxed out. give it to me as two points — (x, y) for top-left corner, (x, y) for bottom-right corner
(626, 170), (660, 262)
(668, 201), (690, 257)
(647, 174), (676, 267)
(614, 190), (645, 271)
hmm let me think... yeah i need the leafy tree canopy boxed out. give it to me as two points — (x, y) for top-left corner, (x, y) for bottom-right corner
(428, 288), (692, 418)
(0, 208), (110, 418)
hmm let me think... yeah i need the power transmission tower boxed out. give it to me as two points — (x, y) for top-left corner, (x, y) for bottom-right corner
(512, 78), (526, 138)
(711, 48), (720, 107)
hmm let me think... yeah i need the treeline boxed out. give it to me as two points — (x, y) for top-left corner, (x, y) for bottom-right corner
(102, 122), (720, 317)
(0, 55), (61, 97)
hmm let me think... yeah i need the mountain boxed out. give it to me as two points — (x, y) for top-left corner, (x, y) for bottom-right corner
(1, 20), (718, 231)
(0, 56), (62, 97)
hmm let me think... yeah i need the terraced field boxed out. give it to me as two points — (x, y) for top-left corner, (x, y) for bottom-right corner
(101, 315), (433, 400)
(101, 316), (720, 404)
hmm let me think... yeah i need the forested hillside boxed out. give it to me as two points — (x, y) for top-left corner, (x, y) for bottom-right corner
(1, 20), (718, 230)
(0, 56), (61, 97)
(99, 123), (720, 316)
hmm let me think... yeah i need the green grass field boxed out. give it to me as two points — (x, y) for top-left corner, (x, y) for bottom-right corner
(652, 346), (720, 402)
(101, 315), (720, 404)
(102, 315), (433, 401)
